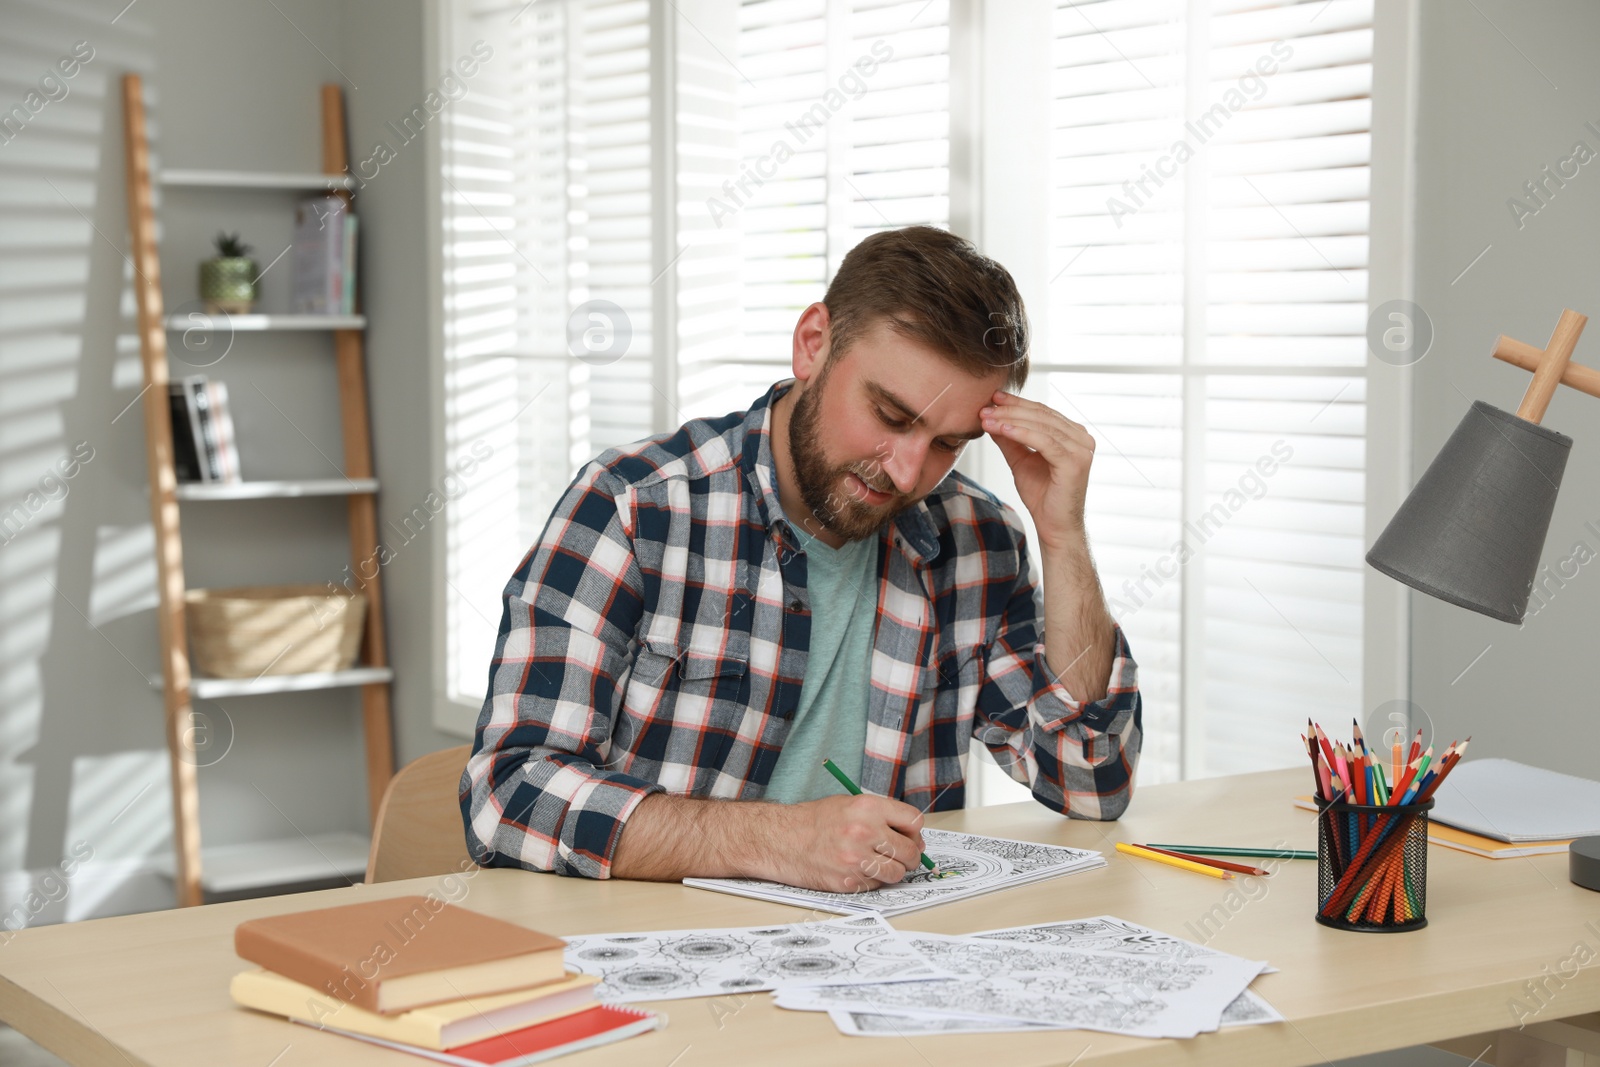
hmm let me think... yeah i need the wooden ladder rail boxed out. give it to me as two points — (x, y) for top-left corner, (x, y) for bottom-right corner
(321, 84), (395, 821)
(121, 73), (204, 908)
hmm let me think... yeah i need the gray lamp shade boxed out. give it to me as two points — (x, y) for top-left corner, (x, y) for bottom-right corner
(1366, 400), (1571, 624)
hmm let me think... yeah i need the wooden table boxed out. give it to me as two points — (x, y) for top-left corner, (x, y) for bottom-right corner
(2, 768), (1598, 1066)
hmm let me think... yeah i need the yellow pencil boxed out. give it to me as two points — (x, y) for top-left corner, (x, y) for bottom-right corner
(1116, 841), (1234, 880)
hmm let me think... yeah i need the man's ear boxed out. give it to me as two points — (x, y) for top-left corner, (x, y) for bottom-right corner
(791, 302), (831, 382)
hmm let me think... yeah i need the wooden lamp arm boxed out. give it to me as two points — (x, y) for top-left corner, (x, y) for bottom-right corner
(1494, 331), (1600, 401)
(1491, 308), (1591, 424)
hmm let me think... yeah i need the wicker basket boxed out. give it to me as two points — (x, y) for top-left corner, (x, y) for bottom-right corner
(185, 584), (366, 678)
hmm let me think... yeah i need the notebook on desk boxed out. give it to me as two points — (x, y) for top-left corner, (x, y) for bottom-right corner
(1290, 794), (1572, 858)
(1430, 758), (1600, 842)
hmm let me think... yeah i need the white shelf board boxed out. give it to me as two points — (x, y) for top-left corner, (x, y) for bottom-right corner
(148, 667), (394, 700)
(164, 313), (365, 331)
(152, 831), (370, 894)
(159, 169), (354, 190)
(175, 478), (378, 501)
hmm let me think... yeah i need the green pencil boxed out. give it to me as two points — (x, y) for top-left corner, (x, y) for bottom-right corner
(1145, 844), (1316, 860)
(822, 758), (938, 873)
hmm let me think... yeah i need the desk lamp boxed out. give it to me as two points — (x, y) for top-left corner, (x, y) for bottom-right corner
(1364, 308), (1600, 891)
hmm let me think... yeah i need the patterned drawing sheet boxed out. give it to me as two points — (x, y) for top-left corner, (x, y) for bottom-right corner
(823, 915), (1281, 1037)
(775, 931), (1267, 1039)
(970, 915), (1279, 974)
(682, 829), (1104, 917)
(562, 913), (950, 1003)
(826, 989), (1282, 1037)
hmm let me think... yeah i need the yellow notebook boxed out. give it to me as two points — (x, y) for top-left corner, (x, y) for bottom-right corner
(1293, 796), (1571, 858)
(230, 970), (599, 1051)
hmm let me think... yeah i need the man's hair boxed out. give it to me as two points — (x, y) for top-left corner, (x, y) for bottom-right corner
(820, 225), (1029, 390)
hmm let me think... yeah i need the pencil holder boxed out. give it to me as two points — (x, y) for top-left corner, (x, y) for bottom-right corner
(1315, 797), (1432, 932)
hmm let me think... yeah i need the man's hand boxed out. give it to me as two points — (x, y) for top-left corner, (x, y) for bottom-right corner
(769, 794), (926, 893)
(981, 388), (1115, 705)
(610, 792), (926, 892)
(980, 389), (1095, 553)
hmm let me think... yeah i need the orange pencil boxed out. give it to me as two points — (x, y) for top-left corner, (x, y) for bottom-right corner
(1389, 755), (1422, 804)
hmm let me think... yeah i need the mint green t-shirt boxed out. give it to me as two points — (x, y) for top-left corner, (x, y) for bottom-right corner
(762, 532), (879, 804)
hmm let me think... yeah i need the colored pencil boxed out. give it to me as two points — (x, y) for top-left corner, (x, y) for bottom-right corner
(1135, 845), (1270, 876)
(1145, 845), (1317, 860)
(1116, 842), (1233, 880)
(1390, 755), (1421, 805)
(1302, 734), (1324, 801)
(822, 758), (937, 873)
(1313, 724), (1337, 779)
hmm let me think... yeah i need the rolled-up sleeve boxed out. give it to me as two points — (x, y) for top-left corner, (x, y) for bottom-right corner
(459, 463), (664, 879)
(973, 519), (1143, 820)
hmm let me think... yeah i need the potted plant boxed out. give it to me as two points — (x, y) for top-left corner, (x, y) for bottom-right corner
(199, 232), (257, 314)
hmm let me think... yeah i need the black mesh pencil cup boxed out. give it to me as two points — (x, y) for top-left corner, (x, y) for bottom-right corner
(1315, 797), (1432, 932)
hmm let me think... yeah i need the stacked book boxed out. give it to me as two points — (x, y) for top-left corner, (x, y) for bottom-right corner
(168, 375), (240, 483)
(231, 896), (661, 1066)
(291, 194), (359, 315)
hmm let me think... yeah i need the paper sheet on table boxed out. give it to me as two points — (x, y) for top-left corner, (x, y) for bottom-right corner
(826, 988), (1283, 1036)
(969, 915), (1278, 972)
(562, 913), (949, 1002)
(816, 915), (1280, 1037)
(777, 928), (1268, 1039)
(682, 828), (1104, 917)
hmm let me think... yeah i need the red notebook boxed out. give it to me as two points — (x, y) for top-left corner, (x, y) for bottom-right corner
(297, 1004), (663, 1066)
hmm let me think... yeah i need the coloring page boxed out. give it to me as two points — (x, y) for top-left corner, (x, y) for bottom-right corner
(683, 829), (1104, 917)
(827, 988), (1281, 1037)
(972, 915), (1218, 958)
(562, 913), (947, 1002)
(1220, 989), (1284, 1025)
(970, 916), (1279, 973)
(777, 932), (1265, 1038)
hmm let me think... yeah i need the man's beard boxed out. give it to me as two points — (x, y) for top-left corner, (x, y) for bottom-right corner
(786, 371), (910, 542)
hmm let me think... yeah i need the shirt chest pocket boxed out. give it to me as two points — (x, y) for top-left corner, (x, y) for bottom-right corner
(617, 633), (753, 787)
(624, 627), (751, 722)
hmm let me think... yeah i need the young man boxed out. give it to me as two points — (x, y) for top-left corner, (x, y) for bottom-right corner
(461, 226), (1141, 894)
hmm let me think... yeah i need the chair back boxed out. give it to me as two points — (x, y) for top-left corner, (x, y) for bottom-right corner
(365, 745), (475, 883)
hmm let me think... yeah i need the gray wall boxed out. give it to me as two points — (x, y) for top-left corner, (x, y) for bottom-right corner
(1409, 0), (1600, 773)
(0, 0), (449, 919)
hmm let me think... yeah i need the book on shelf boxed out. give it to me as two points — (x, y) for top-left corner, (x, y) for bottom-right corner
(167, 375), (241, 483)
(167, 381), (205, 482)
(204, 380), (241, 481)
(342, 210), (359, 315)
(233, 896), (568, 1014)
(292, 195), (358, 315)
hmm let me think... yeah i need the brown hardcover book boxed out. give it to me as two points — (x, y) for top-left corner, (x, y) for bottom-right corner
(234, 896), (567, 1014)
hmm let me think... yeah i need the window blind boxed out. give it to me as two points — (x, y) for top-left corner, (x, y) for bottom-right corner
(1044, 0), (1373, 782)
(440, 0), (657, 707)
(681, 0), (951, 419)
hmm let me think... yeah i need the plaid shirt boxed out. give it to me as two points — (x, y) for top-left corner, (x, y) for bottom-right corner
(461, 381), (1142, 879)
